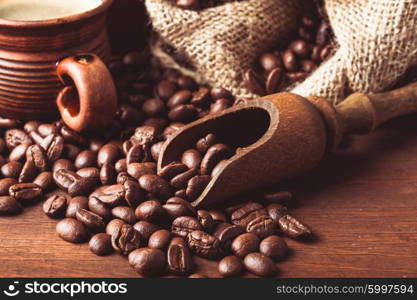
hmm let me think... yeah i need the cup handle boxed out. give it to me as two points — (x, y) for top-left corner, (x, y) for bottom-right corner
(56, 54), (118, 132)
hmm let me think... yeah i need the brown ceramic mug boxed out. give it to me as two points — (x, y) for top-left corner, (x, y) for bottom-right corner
(0, 0), (117, 132)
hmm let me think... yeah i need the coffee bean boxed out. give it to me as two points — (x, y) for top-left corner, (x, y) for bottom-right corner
(29, 131), (44, 144)
(115, 159), (127, 173)
(77, 167), (100, 181)
(210, 98), (233, 114)
(0, 178), (18, 196)
(88, 196), (112, 219)
(200, 144), (232, 175)
(0, 196), (22, 215)
(172, 216), (203, 237)
(265, 67), (284, 94)
(99, 163), (117, 185)
(195, 134), (216, 154)
(74, 150), (97, 169)
(65, 196), (88, 218)
(243, 69), (265, 95)
(18, 160), (37, 183)
(259, 235), (288, 260)
(9, 143), (31, 161)
(106, 218), (126, 236)
(133, 221), (160, 241)
(278, 214), (312, 239)
(156, 80), (178, 100)
(111, 223), (141, 255)
(9, 183), (42, 203)
(246, 216), (276, 238)
(218, 256), (243, 277)
(190, 87), (210, 107)
(97, 144), (121, 167)
(187, 230), (221, 259)
(53, 159), (76, 173)
(62, 144), (81, 161)
(23, 121), (41, 133)
(243, 252), (277, 277)
(168, 104), (198, 122)
(76, 208), (105, 231)
(128, 248), (166, 277)
(167, 237), (193, 275)
(40, 134), (64, 161)
(181, 149), (202, 169)
(176, 0), (200, 10)
(231, 233), (260, 258)
(26, 144), (48, 171)
(162, 197), (195, 220)
(186, 175), (211, 200)
(139, 174), (172, 199)
(43, 195), (67, 218)
(127, 162), (156, 179)
(67, 176), (96, 197)
(170, 167), (198, 189)
(289, 39), (311, 58)
(52, 168), (77, 190)
(89, 233), (113, 256)
(131, 126), (160, 147)
(60, 126), (87, 147)
(158, 162), (188, 180)
(167, 90), (192, 108)
(214, 223), (245, 251)
(231, 202), (267, 227)
(38, 123), (59, 137)
(1, 161), (23, 179)
(89, 139), (105, 152)
(150, 141), (164, 161)
(266, 203), (288, 221)
(56, 218), (89, 243)
(112, 206), (137, 224)
(263, 191), (292, 205)
(126, 144), (144, 164)
(135, 200), (166, 224)
(320, 44), (332, 61)
(32, 171), (54, 190)
(5, 129), (32, 150)
(142, 98), (166, 117)
(282, 49), (298, 72)
(90, 184), (125, 207)
(148, 229), (172, 250)
(197, 210), (216, 232)
(286, 72), (308, 84)
(208, 209), (227, 224)
(163, 123), (184, 139)
(259, 53), (283, 72)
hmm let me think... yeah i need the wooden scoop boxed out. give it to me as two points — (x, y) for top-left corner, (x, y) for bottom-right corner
(158, 82), (417, 208)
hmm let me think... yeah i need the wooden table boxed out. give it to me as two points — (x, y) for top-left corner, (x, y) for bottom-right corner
(1, 114), (417, 278)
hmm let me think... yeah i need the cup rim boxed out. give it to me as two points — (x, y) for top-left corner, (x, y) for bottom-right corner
(0, 0), (113, 28)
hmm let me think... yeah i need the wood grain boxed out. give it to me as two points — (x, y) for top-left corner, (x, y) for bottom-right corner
(1, 115), (417, 278)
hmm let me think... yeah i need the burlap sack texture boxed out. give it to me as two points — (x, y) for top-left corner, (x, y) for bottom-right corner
(292, 0), (417, 104)
(145, 0), (302, 98)
(146, 0), (417, 103)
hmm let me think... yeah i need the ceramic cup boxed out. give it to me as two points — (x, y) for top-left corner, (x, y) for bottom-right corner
(0, 0), (117, 132)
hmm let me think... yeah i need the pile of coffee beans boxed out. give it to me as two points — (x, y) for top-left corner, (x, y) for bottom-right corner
(173, 0), (240, 10)
(0, 49), (312, 277)
(244, 8), (334, 95)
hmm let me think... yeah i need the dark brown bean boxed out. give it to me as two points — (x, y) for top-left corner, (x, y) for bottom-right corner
(5, 129), (32, 150)
(40, 134), (64, 161)
(259, 53), (283, 72)
(214, 223), (245, 251)
(127, 162), (156, 179)
(65, 196), (88, 218)
(196, 133), (217, 154)
(62, 144), (81, 161)
(18, 160), (37, 183)
(60, 126), (87, 146)
(89, 233), (113, 256)
(197, 210), (216, 232)
(190, 87), (210, 107)
(53, 159), (76, 173)
(187, 230), (221, 259)
(0, 196), (22, 215)
(43, 195), (67, 218)
(243, 252), (277, 277)
(246, 216), (276, 238)
(163, 197), (197, 220)
(9, 183), (42, 203)
(167, 90), (192, 108)
(266, 203), (288, 221)
(133, 221), (160, 241)
(186, 175), (211, 200)
(111, 223), (141, 255)
(158, 162), (188, 180)
(210, 98), (233, 114)
(9, 143), (31, 161)
(106, 218), (126, 236)
(231, 202), (267, 227)
(156, 80), (178, 100)
(138, 174), (172, 199)
(170, 167), (198, 189)
(218, 256), (244, 277)
(135, 200), (167, 224)
(1, 161), (23, 179)
(181, 149), (202, 169)
(208, 209), (227, 224)
(282, 49), (298, 72)
(97, 144), (121, 167)
(167, 237), (193, 275)
(100, 163), (117, 185)
(231, 233), (260, 258)
(126, 144), (143, 165)
(128, 248), (166, 277)
(112, 206), (137, 224)
(243, 69), (265, 95)
(142, 98), (166, 117)
(148, 229), (172, 250)
(74, 150), (97, 169)
(172, 216), (203, 237)
(259, 235), (288, 260)
(33, 171), (54, 191)
(88, 196), (112, 219)
(265, 67), (284, 94)
(56, 218), (89, 243)
(0, 178), (18, 195)
(200, 144), (232, 175)
(26, 144), (48, 171)
(168, 104), (198, 122)
(38, 123), (59, 137)
(89, 184), (125, 207)
(23, 120), (41, 133)
(150, 141), (164, 161)
(278, 214), (312, 239)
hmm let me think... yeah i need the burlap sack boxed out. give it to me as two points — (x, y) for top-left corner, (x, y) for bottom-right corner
(146, 0), (417, 103)
(145, 0), (302, 98)
(292, 0), (417, 104)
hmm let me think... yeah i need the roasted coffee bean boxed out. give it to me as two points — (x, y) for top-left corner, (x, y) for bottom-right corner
(56, 218), (89, 243)
(186, 175), (211, 200)
(187, 230), (221, 259)
(181, 149), (202, 169)
(106, 218), (126, 236)
(38, 123), (59, 137)
(115, 159), (127, 173)
(9, 143), (31, 161)
(99, 163), (117, 185)
(208, 209), (227, 224)
(43, 195), (67, 218)
(26, 144), (48, 171)
(168, 104), (198, 123)
(172, 216), (203, 237)
(150, 141), (164, 161)
(278, 214), (312, 239)
(18, 160), (37, 183)
(200, 144), (232, 175)
(33, 171), (54, 190)
(163, 197), (196, 220)
(97, 143), (121, 167)
(89, 233), (113, 256)
(162, 122), (184, 139)
(282, 49), (298, 72)
(175, 189), (187, 199)
(133, 221), (160, 241)
(90, 184), (125, 207)
(112, 206), (137, 224)
(0, 196), (22, 215)
(0, 178), (17, 195)
(53, 159), (76, 172)
(148, 229), (172, 250)
(158, 162), (188, 180)
(127, 162), (156, 179)
(116, 172), (135, 185)
(77, 167), (100, 181)
(266, 203), (288, 221)
(197, 210), (216, 232)
(167, 237), (193, 275)
(74, 150), (97, 169)
(142, 98), (166, 117)
(40, 134), (64, 161)
(170, 167), (198, 189)
(190, 87), (210, 107)
(88, 196), (112, 219)
(60, 126), (87, 146)
(24, 120), (41, 133)
(263, 191), (292, 205)
(31, 131), (45, 144)
(231, 233), (260, 258)
(156, 80), (178, 100)
(1, 161), (23, 179)
(67, 176), (96, 197)
(243, 252), (277, 277)
(119, 104), (143, 125)
(259, 53), (283, 72)
(9, 183), (42, 203)
(53, 168), (77, 190)
(195, 134), (217, 154)
(214, 223), (245, 251)
(5, 129), (32, 149)
(231, 202), (267, 227)
(246, 216), (276, 238)
(167, 90), (192, 108)
(265, 67), (284, 94)
(76, 208), (105, 231)
(289, 39), (311, 58)
(111, 224), (141, 255)
(135, 200), (167, 224)
(125, 144), (143, 165)
(62, 144), (81, 161)
(131, 125), (160, 147)
(218, 256), (244, 277)
(89, 139), (105, 152)
(128, 248), (166, 277)
(243, 69), (265, 95)
(210, 87), (233, 100)
(210, 98), (233, 114)
(259, 235), (288, 260)
(176, 0), (200, 10)
(138, 174), (172, 199)
(286, 71), (308, 84)
(65, 196), (88, 218)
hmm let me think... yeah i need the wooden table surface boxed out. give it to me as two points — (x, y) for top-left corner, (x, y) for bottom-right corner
(1, 114), (417, 278)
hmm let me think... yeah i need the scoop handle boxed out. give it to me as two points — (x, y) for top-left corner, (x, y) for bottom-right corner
(335, 81), (417, 134)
